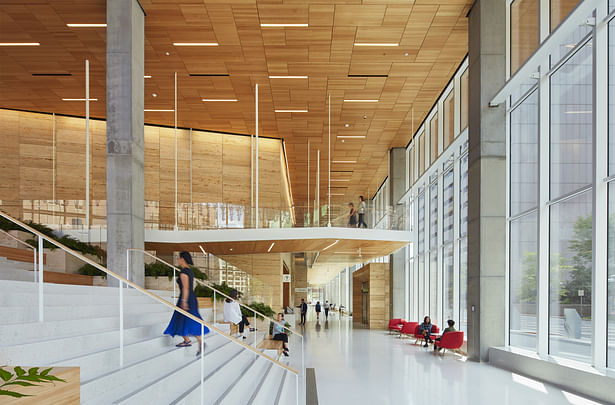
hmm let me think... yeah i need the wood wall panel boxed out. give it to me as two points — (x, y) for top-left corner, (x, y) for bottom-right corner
(192, 129), (223, 203)
(352, 263), (390, 330)
(222, 135), (251, 206)
(55, 115), (86, 200)
(19, 112), (53, 199)
(144, 126), (160, 201)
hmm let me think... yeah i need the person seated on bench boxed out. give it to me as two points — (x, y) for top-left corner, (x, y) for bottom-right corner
(419, 316), (434, 348)
(272, 313), (289, 357)
(434, 319), (456, 352)
(223, 289), (252, 340)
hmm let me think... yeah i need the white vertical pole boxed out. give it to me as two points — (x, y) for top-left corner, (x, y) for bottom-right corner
(38, 236), (43, 322)
(85, 59), (90, 239)
(119, 278), (124, 368)
(174, 72), (178, 231)
(190, 128), (193, 227)
(255, 83), (259, 229)
(200, 325), (204, 405)
(316, 150), (320, 226)
(307, 139), (310, 225)
(328, 94), (331, 227)
(52, 113), (56, 221)
(213, 291), (217, 324)
(251, 129), (254, 224)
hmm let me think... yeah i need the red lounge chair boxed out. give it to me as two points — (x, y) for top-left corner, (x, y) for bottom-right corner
(414, 324), (439, 344)
(388, 319), (405, 334)
(399, 321), (418, 339)
(434, 331), (464, 353)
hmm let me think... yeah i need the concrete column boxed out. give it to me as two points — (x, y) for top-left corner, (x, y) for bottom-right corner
(106, 0), (145, 287)
(466, 0), (507, 362)
(388, 147), (406, 319)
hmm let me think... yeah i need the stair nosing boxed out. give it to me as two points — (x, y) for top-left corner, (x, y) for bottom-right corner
(246, 361), (274, 405)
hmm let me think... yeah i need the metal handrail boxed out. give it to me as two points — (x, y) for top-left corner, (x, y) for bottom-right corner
(0, 229), (37, 282)
(0, 211), (299, 380)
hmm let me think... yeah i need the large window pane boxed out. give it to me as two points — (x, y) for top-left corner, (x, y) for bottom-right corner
(443, 243), (454, 322)
(459, 153), (468, 335)
(510, 212), (538, 351)
(443, 169), (454, 244)
(419, 133), (425, 176)
(418, 193), (425, 256)
(610, 20), (615, 176)
(409, 146), (415, 186)
(550, 43), (593, 199)
(550, 0), (581, 32)
(460, 69), (469, 132)
(511, 90), (539, 215)
(549, 190), (592, 363)
(443, 91), (455, 149)
(609, 184), (615, 368)
(511, 0), (539, 73)
(429, 182), (438, 325)
(430, 116), (439, 165)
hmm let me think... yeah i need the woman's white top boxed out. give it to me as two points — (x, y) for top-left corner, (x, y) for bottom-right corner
(223, 300), (243, 324)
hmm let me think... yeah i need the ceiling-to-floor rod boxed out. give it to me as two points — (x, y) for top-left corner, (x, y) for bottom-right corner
(255, 83), (259, 229)
(307, 138), (310, 226)
(174, 71), (178, 231)
(85, 59), (90, 241)
(328, 93), (331, 227)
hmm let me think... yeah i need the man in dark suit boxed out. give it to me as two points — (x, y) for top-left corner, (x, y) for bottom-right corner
(298, 299), (307, 325)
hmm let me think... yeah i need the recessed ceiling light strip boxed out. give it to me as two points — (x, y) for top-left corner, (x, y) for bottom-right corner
(353, 43), (399, 47)
(269, 75), (308, 79)
(343, 99), (379, 103)
(173, 42), (218, 46)
(275, 109), (308, 113)
(322, 240), (339, 251)
(0, 42), (40, 46)
(268, 242), (275, 252)
(66, 23), (107, 27)
(261, 23), (308, 27)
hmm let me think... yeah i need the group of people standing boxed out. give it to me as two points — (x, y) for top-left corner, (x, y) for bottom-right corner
(348, 196), (368, 228)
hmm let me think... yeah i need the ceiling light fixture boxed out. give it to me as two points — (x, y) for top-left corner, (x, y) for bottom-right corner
(268, 242), (275, 252)
(343, 99), (379, 103)
(565, 110), (591, 114)
(330, 193), (345, 196)
(199, 245), (207, 255)
(261, 23), (308, 27)
(337, 135), (366, 139)
(144, 75), (152, 79)
(173, 42), (219, 46)
(275, 109), (308, 113)
(268, 75), (308, 79)
(152, 93), (158, 97)
(331, 179), (350, 182)
(332, 160), (357, 163)
(66, 23), (107, 27)
(144, 109), (174, 112)
(0, 42), (40, 46)
(62, 98), (98, 101)
(344, 123), (350, 128)
(202, 99), (238, 102)
(322, 240), (339, 251)
(353, 43), (399, 47)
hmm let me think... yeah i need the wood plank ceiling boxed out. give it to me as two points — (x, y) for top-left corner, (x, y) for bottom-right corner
(0, 0), (471, 210)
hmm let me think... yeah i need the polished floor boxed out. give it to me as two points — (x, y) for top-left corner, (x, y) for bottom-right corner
(298, 311), (605, 405)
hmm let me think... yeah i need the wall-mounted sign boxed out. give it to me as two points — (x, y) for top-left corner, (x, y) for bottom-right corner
(282, 274), (291, 283)
(295, 287), (308, 293)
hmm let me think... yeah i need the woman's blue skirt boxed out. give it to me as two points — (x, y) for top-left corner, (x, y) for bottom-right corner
(164, 307), (209, 337)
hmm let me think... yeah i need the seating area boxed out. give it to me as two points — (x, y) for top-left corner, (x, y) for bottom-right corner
(387, 318), (464, 354)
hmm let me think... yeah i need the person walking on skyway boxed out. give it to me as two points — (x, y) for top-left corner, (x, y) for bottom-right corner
(357, 195), (368, 228)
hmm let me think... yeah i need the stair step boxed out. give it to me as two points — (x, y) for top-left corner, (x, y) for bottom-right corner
(218, 355), (271, 405)
(249, 362), (286, 405)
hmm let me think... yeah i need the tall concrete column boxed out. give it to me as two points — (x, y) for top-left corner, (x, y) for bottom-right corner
(106, 0), (145, 287)
(466, 0), (507, 361)
(388, 147), (406, 319)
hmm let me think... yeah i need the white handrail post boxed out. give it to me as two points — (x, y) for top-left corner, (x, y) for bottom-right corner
(173, 265), (177, 300)
(126, 249), (130, 283)
(295, 373), (299, 405)
(213, 291), (217, 324)
(38, 236), (43, 322)
(253, 310), (257, 348)
(33, 247), (37, 283)
(119, 279), (124, 368)
(301, 335), (305, 378)
(200, 324), (204, 405)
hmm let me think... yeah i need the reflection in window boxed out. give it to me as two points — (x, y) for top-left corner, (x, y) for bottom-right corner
(443, 169), (455, 322)
(550, 43), (592, 199)
(419, 133), (425, 175)
(459, 153), (468, 335)
(443, 91), (455, 149)
(409, 146), (415, 186)
(460, 69), (469, 132)
(429, 182), (438, 324)
(510, 0), (539, 73)
(549, 191), (592, 363)
(510, 212), (538, 351)
(510, 90), (539, 216)
(550, 0), (581, 32)
(430, 115), (439, 165)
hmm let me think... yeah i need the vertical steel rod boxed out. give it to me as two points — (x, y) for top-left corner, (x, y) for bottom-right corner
(328, 93), (331, 227)
(119, 279), (124, 368)
(213, 291), (217, 324)
(200, 325), (204, 405)
(174, 72), (178, 230)
(85, 59), (90, 239)
(52, 113), (56, 220)
(255, 83), (259, 229)
(38, 236), (43, 322)
(307, 139), (310, 225)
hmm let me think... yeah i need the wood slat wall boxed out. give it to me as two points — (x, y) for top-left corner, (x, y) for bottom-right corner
(0, 109), (291, 220)
(352, 263), (390, 330)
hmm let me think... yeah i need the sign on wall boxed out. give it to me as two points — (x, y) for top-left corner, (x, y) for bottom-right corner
(295, 287), (307, 293)
(282, 274), (291, 283)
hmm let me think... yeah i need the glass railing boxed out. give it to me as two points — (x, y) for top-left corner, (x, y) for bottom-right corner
(2, 199), (408, 231)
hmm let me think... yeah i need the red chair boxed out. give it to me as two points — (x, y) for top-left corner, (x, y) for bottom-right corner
(434, 331), (464, 354)
(399, 321), (418, 339)
(388, 319), (405, 335)
(414, 324), (439, 344)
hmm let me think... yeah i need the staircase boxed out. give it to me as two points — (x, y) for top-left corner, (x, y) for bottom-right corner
(0, 278), (299, 404)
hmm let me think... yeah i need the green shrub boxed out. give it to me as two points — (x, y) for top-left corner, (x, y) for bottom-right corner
(242, 302), (275, 320)
(145, 262), (208, 281)
(194, 282), (241, 301)
(77, 263), (107, 278)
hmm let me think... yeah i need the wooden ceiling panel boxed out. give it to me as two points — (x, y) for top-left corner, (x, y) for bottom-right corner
(0, 0), (470, 208)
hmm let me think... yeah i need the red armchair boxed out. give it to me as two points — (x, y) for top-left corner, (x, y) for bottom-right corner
(434, 331), (464, 353)
(388, 319), (405, 335)
(413, 324), (439, 344)
(399, 321), (418, 339)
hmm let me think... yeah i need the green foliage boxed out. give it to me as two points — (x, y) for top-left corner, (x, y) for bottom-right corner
(77, 263), (107, 278)
(241, 302), (275, 320)
(268, 320), (293, 337)
(194, 281), (238, 301)
(144, 262), (207, 281)
(0, 366), (66, 398)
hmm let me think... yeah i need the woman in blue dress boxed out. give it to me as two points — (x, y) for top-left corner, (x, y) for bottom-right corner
(164, 251), (209, 355)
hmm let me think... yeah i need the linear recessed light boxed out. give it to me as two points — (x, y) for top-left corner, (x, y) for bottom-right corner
(144, 75), (152, 79)
(144, 109), (174, 112)
(269, 75), (308, 79)
(322, 240), (339, 251)
(261, 23), (308, 28)
(332, 160), (357, 163)
(353, 43), (399, 47)
(202, 99), (238, 102)
(62, 98), (98, 101)
(331, 179), (351, 182)
(330, 193), (345, 196)
(275, 109), (308, 113)
(0, 42), (40, 46)
(199, 245), (207, 255)
(337, 135), (366, 139)
(348, 74), (389, 78)
(268, 242), (275, 253)
(189, 73), (229, 77)
(32, 73), (72, 77)
(66, 23), (107, 28)
(565, 110), (591, 114)
(173, 42), (218, 46)
(343, 99), (378, 103)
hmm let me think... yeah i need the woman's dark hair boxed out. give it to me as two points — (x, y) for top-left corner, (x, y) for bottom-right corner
(277, 312), (284, 319)
(349, 202), (354, 207)
(359, 195), (364, 201)
(447, 319), (455, 327)
(424, 316), (430, 324)
(179, 251), (194, 266)
(230, 289), (238, 300)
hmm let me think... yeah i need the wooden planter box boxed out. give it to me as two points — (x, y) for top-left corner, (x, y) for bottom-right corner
(1, 366), (79, 404)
